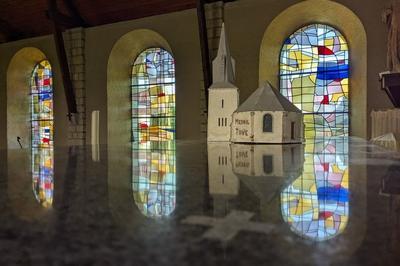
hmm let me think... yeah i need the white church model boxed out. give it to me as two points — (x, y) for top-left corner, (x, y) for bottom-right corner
(207, 23), (304, 144)
(207, 23), (239, 142)
(231, 82), (303, 144)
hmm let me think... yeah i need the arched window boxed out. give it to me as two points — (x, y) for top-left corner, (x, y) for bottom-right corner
(31, 60), (54, 147)
(131, 47), (176, 143)
(131, 47), (176, 218)
(263, 114), (273, 132)
(30, 60), (54, 207)
(280, 24), (349, 138)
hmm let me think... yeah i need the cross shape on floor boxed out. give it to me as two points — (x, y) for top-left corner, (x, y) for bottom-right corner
(181, 210), (275, 242)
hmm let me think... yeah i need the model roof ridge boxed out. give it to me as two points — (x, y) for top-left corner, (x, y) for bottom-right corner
(235, 81), (301, 113)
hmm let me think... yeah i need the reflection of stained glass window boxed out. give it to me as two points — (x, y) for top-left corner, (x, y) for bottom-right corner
(30, 60), (54, 208)
(281, 138), (349, 241)
(32, 148), (54, 208)
(132, 141), (176, 218)
(31, 60), (54, 148)
(280, 24), (349, 138)
(132, 48), (176, 143)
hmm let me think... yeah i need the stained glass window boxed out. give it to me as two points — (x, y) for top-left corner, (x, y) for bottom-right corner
(280, 24), (349, 138)
(132, 48), (176, 143)
(281, 138), (349, 241)
(132, 141), (176, 218)
(31, 60), (54, 148)
(30, 60), (54, 208)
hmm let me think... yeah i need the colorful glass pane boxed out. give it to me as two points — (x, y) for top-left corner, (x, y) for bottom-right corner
(31, 148), (54, 208)
(132, 48), (176, 143)
(30, 60), (54, 208)
(132, 141), (176, 218)
(280, 24), (349, 138)
(31, 60), (54, 148)
(281, 138), (349, 241)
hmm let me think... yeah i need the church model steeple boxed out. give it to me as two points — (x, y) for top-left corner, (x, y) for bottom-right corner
(207, 23), (239, 142)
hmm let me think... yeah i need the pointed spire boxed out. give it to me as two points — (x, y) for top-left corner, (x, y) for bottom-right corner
(212, 23), (235, 85)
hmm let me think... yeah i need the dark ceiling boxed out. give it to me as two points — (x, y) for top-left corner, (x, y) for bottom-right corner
(0, 0), (223, 42)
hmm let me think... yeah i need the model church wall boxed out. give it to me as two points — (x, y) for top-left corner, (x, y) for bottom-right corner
(231, 112), (284, 143)
(231, 143), (304, 178)
(208, 142), (239, 196)
(208, 89), (239, 141)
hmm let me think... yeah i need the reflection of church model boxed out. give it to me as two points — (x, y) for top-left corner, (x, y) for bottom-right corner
(208, 24), (304, 144)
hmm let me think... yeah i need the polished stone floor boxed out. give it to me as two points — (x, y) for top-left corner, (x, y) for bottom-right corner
(1, 137), (400, 265)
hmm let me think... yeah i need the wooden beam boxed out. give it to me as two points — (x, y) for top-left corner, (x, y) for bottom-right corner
(53, 24), (78, 115)
(47, 9), (82, 28)
(63, 0), (89, 27)
(196, 0), (212, 107)
(0, 19), (24, 42)
(48, 0), (78, 116)
(205, 0), (236, 3)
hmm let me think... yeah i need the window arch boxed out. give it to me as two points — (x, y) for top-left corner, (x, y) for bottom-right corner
(30, 60), (54, 208)
(131, 47), (176, 143)
(280, 24), (349, 138)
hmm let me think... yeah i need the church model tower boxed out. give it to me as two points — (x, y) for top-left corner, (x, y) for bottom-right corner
(207, 23), (239, 142)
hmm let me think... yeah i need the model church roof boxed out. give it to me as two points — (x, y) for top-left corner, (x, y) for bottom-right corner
(236, 82), (301, 113)
(210, 23), (237, 89)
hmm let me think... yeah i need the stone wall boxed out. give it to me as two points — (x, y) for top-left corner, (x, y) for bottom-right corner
(63, 28), (86, 146)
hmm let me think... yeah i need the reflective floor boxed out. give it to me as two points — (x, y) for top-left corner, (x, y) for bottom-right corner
(1, 137), (400, 265)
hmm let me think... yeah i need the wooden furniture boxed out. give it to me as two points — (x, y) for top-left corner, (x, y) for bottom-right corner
(381, 72), (400, 107)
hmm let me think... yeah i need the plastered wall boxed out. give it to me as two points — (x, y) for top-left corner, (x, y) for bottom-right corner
(0, 0), (394, 146)
(224, 0), (391, 139)
(0, 36), (68, 149)
(86, 9), (203, 145)
(7, 47), (47, 149)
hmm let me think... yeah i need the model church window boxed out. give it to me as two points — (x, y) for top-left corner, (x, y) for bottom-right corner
(30, 60), (54, 208)
(280, 24), (349, 138)
(263, 155), (273, 174)
(291, 122), (295, 140)
(263, 114), (273, 132)
(131, 47), (176, 143)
